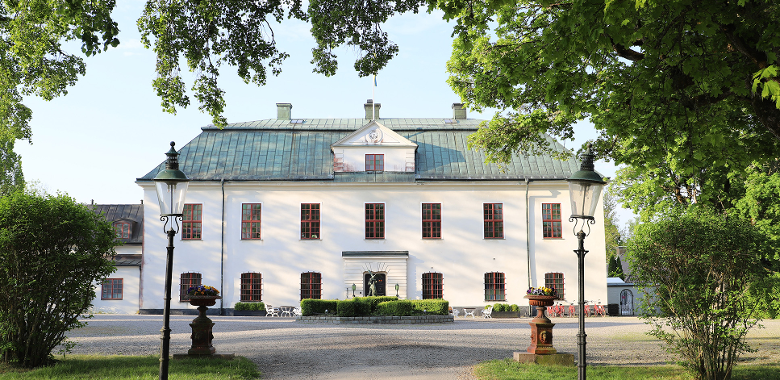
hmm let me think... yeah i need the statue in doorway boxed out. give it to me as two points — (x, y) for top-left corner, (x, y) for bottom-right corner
(367, 270), (378, 297)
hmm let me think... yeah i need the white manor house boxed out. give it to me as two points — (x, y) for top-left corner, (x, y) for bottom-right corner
(93, 102), (608, 314)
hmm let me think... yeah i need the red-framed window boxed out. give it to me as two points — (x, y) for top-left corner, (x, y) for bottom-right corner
(241, 203), (262, 240)
(483, 203), (504, 239)
(240, 273), (262, 302)
(301, 203), (320, 240)
(365, 154), (384, 172)
(182, 204), (202, 240)
(101, 278), (123, 300)
(301, 272), (322, 300)
(365, 203), (385, 239)
(114, 222), (131, 239)
(485, 272), (506, 301)
(422, 203), (441, 239)
(422, 272), (444, 299)
(545, 272), (565, 300)
(179, 272), (202, 302)
(542, 203), (563, 238)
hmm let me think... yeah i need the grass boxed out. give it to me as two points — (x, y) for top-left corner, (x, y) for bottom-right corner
(0, 355), (260, 379)
(474, 359), (780, 380)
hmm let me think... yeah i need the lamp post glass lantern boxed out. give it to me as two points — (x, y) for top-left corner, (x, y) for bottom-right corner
(566, 144), (605, 380)
(153, 142), (189, 380)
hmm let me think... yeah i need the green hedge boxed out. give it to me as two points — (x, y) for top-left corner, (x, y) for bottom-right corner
(411, 299), (449, 315)
(234, 302), (265, 311)
(300, 299), (338, 316)
(376, 300), (413, 316)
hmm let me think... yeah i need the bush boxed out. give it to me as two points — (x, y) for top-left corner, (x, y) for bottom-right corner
(234, 302), (264, 311)
(411, 299), (449, 315)
(300, 299), (338, 316)
(0, 190), (117, 368)
(628, 207), (773, 380)
(376, 300), (413, 316)
(510, 304), (519, 312)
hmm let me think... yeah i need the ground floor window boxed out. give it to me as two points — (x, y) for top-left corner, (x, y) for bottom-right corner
(240, 273), (262, 302)
(301, 272), (322, 300)
(422, 272), (443, 299)
(484, 272), (506, 301)
(544, 272), (565, 299)
(101, 278), (123, 300)
(179, 272), (202, 301)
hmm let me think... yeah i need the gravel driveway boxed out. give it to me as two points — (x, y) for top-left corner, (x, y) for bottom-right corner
(63, 315), (780, 380)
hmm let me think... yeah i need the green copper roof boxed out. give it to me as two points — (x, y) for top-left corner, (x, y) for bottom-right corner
(138, 118), (580, 182)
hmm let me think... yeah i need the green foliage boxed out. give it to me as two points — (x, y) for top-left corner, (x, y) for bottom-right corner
(608, 256), (626, 280)
(233, 302), (265, 311)
(410, 299), (448, 315)
(509, 304), (519, 312)
(299, 299), (337, 316)
(627, 207), (774, 380)
(603, 191), (624, 261)
(137, 0), (307, 127)
(0, 190), (117, 368)
(375, 300), (413, 316)
(0, 0), (119, 180)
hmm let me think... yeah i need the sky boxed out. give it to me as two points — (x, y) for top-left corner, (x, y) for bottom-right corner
(15, 2), (634, 227)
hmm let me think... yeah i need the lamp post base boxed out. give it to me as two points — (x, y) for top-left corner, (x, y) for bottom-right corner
(513, 352), (574, 366)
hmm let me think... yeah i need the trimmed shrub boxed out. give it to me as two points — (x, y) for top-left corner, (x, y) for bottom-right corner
(510, 304), (519, 312)
(493, 303), (509, 312)
(234, 302), (265, 311)
(376, 300), (413, 316)
(411, 299), (449, 315)
(300, 299), (338, 316)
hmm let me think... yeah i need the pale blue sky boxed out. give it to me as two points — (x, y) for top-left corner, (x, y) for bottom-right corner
(16, 3), (632, 226)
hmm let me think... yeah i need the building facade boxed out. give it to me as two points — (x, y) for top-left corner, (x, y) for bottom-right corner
(135, 102), (608, 313)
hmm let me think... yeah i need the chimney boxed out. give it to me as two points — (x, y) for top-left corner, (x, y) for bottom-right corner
(452, 103), (467, 119)
(364, 99), (381, 120)
(276, 103), (292, 120)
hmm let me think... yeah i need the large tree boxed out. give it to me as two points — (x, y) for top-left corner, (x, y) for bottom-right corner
(0, 190), (116, 368)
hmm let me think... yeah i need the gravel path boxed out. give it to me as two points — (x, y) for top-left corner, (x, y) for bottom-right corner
(63, 315), (780, 380)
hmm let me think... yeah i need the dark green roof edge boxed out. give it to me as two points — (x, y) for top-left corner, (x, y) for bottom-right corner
(342, 251), (410, 257)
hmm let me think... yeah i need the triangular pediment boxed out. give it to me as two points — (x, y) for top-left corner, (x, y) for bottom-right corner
(331, 120), (417, 148)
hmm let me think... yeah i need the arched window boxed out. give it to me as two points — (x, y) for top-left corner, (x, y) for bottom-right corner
(301, 272), (322, 300)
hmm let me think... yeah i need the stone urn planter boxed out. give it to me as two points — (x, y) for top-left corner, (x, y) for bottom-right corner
(187, 296), (221, 356)
(524, 295), (557, 355)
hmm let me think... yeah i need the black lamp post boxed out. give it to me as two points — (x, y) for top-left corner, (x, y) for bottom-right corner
(153, 142), (190, 380)
(566, 144), (606, 380)
(395, 283), (399, 297)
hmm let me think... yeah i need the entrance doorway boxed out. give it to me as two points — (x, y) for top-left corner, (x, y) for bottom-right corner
(620, 289), (634, 315)
(364, 272), (386, 296)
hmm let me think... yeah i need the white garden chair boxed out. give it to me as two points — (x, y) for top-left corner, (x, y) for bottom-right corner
(483, 305), (493, 318)
(293, 307), (302, 317)
(265, 304), (279, 317)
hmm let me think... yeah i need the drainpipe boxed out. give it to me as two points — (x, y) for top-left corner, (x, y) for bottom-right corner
(220, 178), (225, 315)
(525, 178), (532, 289)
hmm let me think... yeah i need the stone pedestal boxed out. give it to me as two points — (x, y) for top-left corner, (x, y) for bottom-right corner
(187, 296), (219, 356)
(525, 296), (559, 355)
(513, 352), (575, 366)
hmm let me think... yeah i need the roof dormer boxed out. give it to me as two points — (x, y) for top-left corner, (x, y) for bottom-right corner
(331, 120), (417, 173)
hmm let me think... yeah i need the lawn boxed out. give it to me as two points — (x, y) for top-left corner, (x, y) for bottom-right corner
(474, 359), (780, 380)
(0, 355), (260, 380)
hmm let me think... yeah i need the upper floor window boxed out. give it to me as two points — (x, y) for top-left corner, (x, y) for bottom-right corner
(545, 272), (565, 299)
(365, 203), (385, 239)
(542, 203), (562, 238)
(179, 272), (202, 302)
(101, 278), (123, 300)
(422, 272), (444, 299)
(301, 203), (320, 240)
(114, 222), (131, 239)
(240, 273), (262, 302)
(241, 203), (262, 240)
(483, 203), (504, 239)
(422, 203), (441, 239)
(365, 154), (384, 172)
(182, 204), (202, 240)
(301, 272), (322, 300)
